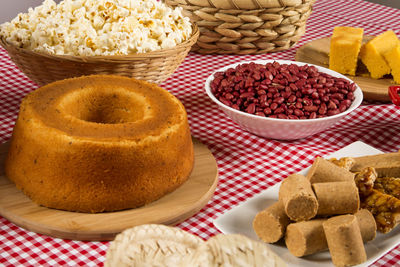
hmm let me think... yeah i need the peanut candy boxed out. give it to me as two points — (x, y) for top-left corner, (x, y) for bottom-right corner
(374, 177), (400, 199)
(354, 167), (377, 197)
(328, 157), (356, 171)
(361, 189), (400, 233)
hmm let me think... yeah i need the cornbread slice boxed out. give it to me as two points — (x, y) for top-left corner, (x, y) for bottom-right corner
(360, 30), (399, 79)
(329, 26), (364, 76)
(384, 44), (400, 84)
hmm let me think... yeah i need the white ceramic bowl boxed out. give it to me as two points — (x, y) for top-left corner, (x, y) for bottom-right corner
(205, 60), (363, 140)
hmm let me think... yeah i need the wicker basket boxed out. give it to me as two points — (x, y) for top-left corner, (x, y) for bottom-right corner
(0, 25), (199, 86)
(105, 224), (204, 267)
(166, 0), (316, 54)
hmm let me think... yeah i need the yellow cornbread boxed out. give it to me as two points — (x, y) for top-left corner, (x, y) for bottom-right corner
(384, 45), (400, 84)
(360, 30), (399, 79)
(329, 26), (364, 76)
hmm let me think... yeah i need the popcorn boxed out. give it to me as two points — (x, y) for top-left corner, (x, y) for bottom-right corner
(0, 0), (192, 56)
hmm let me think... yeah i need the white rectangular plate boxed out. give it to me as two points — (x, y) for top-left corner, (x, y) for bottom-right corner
(214, 141), (400, 266)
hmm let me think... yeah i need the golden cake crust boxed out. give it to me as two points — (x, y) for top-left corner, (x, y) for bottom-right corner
(5, 75), (194, 213)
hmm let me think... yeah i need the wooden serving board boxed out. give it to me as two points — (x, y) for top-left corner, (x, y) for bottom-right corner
(0, 138), (218, 241)
(295, 36), (394, 102)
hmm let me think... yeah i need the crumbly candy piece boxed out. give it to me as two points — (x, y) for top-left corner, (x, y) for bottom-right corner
(0, 0), (192, 56)
(328, 157), (356, 171)
(354, 167), (377, 197)
(374, 177), (400, 199)
(361, 189), (400, 233)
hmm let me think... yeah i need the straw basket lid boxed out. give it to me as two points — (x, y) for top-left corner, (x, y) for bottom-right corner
(185, 234), (287, 266)
(0, 24), (199, 86)
(166, 0), (315, 54)
(184, 0), (307, 9)
(105, 224), (204, 267)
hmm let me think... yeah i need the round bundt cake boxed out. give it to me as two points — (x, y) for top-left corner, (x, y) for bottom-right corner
(5, 75), (194, 213)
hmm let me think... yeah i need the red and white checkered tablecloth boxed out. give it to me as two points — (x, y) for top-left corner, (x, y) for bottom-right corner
(1, 0), (400, 266)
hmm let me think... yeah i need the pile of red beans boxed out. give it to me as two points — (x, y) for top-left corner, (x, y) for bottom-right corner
(210, 62), (357, 119)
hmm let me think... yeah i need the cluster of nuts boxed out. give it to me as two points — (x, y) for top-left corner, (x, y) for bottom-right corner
(210, 62), (357, 119)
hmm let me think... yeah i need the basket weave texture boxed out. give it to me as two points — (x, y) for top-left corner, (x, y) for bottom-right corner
(0, 25), (199, 86)
(105, 224), (287, 266)
(166, 0), (316, 54)
(105, 224), (203, 267)
(185, 234), (287, 266)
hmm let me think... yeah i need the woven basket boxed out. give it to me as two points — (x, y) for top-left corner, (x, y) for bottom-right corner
(0, 25), (199, 86)
(166, 0), (316, 54)
(184, 234), (287, 266)
(105, 224), (204, 267)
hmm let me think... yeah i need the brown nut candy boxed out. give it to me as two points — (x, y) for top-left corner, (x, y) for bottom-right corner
(253, 201), (290, 243)
(279, 173), (318, 221)
(312, 181), (359, 216)
(355, 209), (377, 243)
(307, 157), (355, 184)
(285, 219), (328, 257)
(323, 215), (367, 267)
(285, 210), (376, 258)
(351, 152), (400, 176)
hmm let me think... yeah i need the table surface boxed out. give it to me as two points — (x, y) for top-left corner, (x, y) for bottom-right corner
(1, 0), (400, 266)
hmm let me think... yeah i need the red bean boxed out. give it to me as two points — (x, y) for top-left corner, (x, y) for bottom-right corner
(313, 99), (321, 105)
(225, 93), (234, 100)
(327, 100), (337, 110)
(255, 111), (265, 117)
(295, 102), (303, 109)
(303, 98), (313, 106)
(342, 99), (352, 108)
(318, 103), (327, 115)
(274, 97), (285, 104)
(304, 105), (318, 112)
(277, 114), (288, 119)
(294, 109), (304, 117)
(339, 104), (347, 112)
(327, 109), (340, 116)
(270, 102), (278, 110)
(246, 103), (256, 114)
(274, 107), (285, 114)
(311, 92), (319, 99)
(264, 107), (272, 115)
(288, 95), (296, 103)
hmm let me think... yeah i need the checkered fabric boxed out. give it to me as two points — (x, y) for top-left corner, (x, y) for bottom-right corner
(1, 0), (400, 266)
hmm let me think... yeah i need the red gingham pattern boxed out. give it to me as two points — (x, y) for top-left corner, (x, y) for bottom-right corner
(1, 0), (400, 266)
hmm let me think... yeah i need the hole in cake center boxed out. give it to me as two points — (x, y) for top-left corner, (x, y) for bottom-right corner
(59, 87), (148, 124)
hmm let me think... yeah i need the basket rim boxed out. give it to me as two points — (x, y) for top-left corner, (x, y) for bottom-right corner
(166, 0), (316, 10)
(0, 24), (199, 63)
